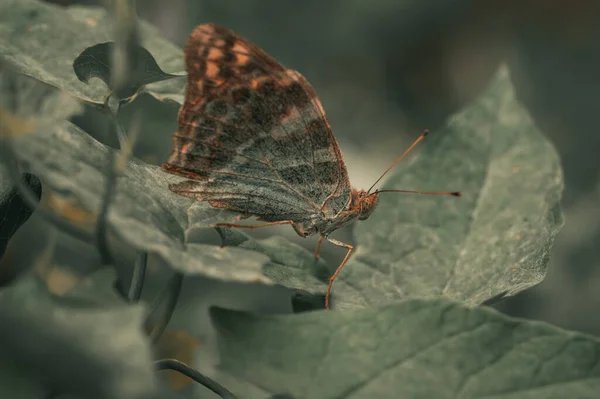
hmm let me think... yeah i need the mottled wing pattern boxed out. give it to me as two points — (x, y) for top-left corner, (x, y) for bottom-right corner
(163, 24), (351, 222)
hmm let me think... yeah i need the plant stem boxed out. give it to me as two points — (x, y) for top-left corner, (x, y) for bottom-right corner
(127, 251), (147, 302)
(145, 272), (184, 343)
(154, 359), (238, 399)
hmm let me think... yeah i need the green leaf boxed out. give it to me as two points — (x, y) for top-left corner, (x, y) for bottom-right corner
(0, 272), (158, 399)
(0, 0), (186, 105)
(210, 300), (600, 399)
(216, 228), (331, 296)
(0, 64), (270, 284)
(73, 41), (182, 103)
(346, 66), (563, 307)
(0, 60), (83, 134)
(0, 63), (79, 279)
(8, 105), (273, 285)
(219, 66), (564, 310)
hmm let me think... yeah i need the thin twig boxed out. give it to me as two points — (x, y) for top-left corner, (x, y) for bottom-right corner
(127, 251), (147, 302)
(94, 149), (118, 266)
(95, 99), (141, 266)
(110, 0), (140, 101)
(145, 272), (184, 344)
(104, 95), (127, 146)
(154, 359), (238, 399)
(114, 109), (141, 174)
(93, 58), (126, 266)
(0, 144), (93, 242)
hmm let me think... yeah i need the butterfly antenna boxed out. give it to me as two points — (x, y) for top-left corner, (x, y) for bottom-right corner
(375, 189), (461, 197)
(367, 129), (431, 194)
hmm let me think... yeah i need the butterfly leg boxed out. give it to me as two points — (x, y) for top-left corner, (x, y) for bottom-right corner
(214, 220), (294, 229)
(314, 236), (324, 260)
(325, 237), (354, 309)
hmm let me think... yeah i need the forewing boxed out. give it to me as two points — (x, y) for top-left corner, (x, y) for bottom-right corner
(162, 24), (351, 220)
(285, 69), (351, 215)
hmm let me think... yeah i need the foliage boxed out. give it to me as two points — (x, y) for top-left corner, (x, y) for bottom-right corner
(0, 0), (592, 398)
(218, 69), (564, 310)
(211, 300), (600, 398)
(0, 0), (185, 105)
(0, 270), (160, 399)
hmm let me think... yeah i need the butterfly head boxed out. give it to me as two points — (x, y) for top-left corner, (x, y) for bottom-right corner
(356, 189), (379, 221)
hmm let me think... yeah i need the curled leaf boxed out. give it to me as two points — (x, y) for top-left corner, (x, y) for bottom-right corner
(0, 0), (186, 105)
(73, 41), (182, 102)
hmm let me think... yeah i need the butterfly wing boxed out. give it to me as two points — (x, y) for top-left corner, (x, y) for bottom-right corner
(163, 24), (351, 221)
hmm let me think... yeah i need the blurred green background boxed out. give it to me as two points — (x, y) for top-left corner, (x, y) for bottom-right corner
(4, 0), (600, 360)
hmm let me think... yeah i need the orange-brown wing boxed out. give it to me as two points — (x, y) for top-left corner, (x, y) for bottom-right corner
(162, 24), (351, 221)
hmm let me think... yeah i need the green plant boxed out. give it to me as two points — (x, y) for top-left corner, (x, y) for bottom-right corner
(1, 1), (596, 399)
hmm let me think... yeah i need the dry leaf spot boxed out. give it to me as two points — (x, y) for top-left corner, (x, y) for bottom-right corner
(45, 194), (97, 226)
(44, 267), (82, 295)
(0, 108), (35, 138)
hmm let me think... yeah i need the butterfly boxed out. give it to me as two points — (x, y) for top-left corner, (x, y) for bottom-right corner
(162, 24), (461, 309)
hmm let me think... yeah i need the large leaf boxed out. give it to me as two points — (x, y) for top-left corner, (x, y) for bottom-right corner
(9, 117), (274, 283)
(0, 66), (271, 284)
(343, 66), (563, 306)
(0, 63), (78, 272)
(0, 59), (83, 131)
(219, 66), (564, 310)
(0, 272), (159, 399)
(211, 299), (600, 399)
(0, 0), (186, 105)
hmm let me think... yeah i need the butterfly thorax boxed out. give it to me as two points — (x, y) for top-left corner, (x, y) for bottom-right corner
(292, 189), (379, 238)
